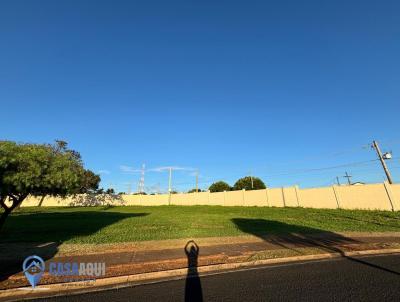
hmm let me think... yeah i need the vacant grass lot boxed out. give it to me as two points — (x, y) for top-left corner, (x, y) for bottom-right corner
(1, 206), (399, 244)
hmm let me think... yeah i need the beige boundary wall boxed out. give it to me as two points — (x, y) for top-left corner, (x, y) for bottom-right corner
(19, 182), (400, 211)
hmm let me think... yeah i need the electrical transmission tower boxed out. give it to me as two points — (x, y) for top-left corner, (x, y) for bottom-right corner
(138, 163), (146, 193)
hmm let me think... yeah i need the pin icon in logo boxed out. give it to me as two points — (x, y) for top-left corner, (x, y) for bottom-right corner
(22, 255), (45, 288)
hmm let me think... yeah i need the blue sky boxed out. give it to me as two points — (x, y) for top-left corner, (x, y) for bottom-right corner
(1, 1), (399, 192)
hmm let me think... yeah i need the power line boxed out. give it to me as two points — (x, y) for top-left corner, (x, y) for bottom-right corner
(165, 158), (390, 188)
(117, 139), (399, 192)
(248, 158), (383, 178)
(189, 157), (395, 185)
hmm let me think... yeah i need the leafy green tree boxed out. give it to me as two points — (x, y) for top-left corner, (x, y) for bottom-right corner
(209, 181), (231, 192)
(38, 168), (100, 207)
(105, 188), (115, 194)
(233, 176), (266, 191)
(0, 140), (100, 230)
(80, 170), (101, 193)
(187, 188), (203, 193)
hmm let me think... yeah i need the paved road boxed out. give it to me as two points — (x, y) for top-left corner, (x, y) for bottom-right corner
(37, 254), (400, 302)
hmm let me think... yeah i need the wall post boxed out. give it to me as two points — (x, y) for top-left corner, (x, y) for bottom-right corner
(294, 185), (301, 207)
(332, 185), (341, 209)
(242, 189), (246, 206)
(265, 188), (269, 207)
(281, 187), (286, 207)
(383, 181), (396, 211)
(223, 190), (226, 206)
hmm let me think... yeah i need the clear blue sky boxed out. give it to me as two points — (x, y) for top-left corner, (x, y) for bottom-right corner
(1, 1), (399, 192)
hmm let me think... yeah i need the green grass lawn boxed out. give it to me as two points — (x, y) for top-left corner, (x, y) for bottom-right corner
(1, 206), (399, 244)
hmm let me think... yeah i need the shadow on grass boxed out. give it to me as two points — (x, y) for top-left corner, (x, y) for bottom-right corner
(0, 211), (148, 283)
(232, 218), (400, 276)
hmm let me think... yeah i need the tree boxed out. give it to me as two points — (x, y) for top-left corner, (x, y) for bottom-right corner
(0, 140), (100, 230)
(233, 176), (266, 191)
(188, 188), (203, 193)
(80, 170), (101, 193)
(209, 181), (231, 192)
(105, 188), (115, 194)
(133, 192), (147, 195)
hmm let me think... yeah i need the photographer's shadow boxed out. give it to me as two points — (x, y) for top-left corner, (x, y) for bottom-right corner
(184, 240), (203, 302)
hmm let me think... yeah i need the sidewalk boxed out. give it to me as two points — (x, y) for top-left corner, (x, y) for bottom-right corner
(1, 232), (400, 300)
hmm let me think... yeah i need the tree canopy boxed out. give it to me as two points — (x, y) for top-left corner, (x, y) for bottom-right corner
(105, 188), (115, 194)
(0, 140), (100, 229)
(80, 170), (101, 193)
(233, 176), (266, 191)
(209, 181), (231, 192)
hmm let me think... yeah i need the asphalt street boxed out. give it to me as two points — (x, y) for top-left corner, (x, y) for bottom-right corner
(35, 254), (400, 302)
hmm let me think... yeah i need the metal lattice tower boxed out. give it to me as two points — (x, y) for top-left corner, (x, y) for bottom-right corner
(138, 163), (146, 193)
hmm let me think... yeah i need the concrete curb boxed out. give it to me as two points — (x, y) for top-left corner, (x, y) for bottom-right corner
(1, 248), (400, 301)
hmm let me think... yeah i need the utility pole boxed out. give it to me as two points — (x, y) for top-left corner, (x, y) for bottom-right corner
(343, 172), (352, 185)
(249, 170), (254, 189)
(372, 140), (393, 184)
(168, 167), (172, 206)
(195, 170), (199, 193)
(336, 176), (341, 186)
(168, 167), (172, 193)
